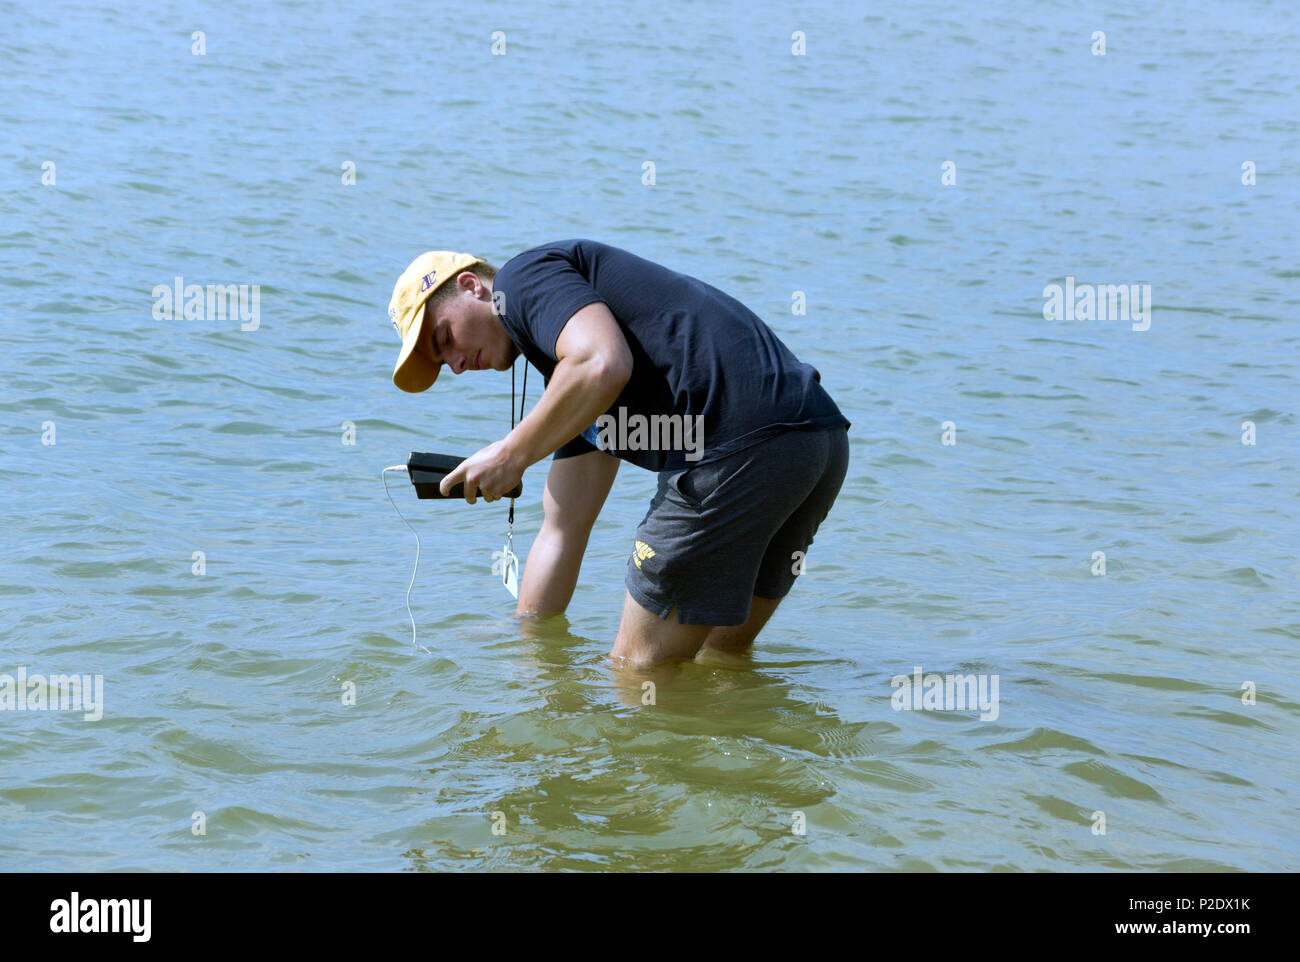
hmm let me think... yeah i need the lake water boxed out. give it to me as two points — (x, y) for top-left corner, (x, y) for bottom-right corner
(2, 0), (1297, 871)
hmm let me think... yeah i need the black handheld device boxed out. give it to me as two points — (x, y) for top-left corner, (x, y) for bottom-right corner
(406, 452), (523, 500)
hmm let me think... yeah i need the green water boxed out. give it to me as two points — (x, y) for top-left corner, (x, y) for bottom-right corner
(2, 0), (1297, 870)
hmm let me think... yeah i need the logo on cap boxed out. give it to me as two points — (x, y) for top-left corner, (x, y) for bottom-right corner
(419, 271), (437, 292)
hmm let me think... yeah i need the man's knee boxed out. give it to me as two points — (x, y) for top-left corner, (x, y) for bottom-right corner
(610, 593), (711, 666)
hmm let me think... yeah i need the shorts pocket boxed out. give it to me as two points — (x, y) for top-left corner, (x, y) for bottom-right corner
(669, 454), (741, 510)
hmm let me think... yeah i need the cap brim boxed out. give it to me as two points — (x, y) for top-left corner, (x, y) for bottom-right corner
(392, 301), (440, 393)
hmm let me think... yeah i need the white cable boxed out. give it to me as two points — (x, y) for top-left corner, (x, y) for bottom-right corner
(382, 465), (431, 654)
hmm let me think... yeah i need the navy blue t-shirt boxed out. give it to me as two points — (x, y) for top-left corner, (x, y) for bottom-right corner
(492, 239), (850, 472)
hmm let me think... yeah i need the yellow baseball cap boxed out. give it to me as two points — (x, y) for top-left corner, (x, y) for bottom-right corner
(388, 251), (485, 393)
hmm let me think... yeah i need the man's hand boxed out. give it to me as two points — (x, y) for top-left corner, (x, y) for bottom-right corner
(440, 438), (525, 503)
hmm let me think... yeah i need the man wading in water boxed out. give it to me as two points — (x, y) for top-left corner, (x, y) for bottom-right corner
(386, 239), (850, 666)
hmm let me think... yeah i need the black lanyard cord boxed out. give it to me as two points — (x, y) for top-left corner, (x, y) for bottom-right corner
(509, 360), (528, 525)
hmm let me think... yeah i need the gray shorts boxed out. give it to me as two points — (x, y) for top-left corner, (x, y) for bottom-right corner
(624, 425), (850, 626)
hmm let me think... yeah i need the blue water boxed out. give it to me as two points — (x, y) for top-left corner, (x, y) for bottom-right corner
(1, 0), (1297, 871)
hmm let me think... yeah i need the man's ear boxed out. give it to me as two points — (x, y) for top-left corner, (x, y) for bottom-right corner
(418, 309), (436, 357)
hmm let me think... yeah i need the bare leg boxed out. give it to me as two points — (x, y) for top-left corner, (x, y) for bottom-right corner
(516, 451), (619, 617)
(609, 591), (712, 666)
(700, 595), (783, 653)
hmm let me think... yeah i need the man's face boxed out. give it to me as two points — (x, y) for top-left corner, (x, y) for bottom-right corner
(419, 273), (520, 376)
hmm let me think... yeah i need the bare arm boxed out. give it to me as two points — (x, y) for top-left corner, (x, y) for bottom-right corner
(516, 448), (620, 617)
(440, 301), (633, 502)
(502, 301), (632, 472)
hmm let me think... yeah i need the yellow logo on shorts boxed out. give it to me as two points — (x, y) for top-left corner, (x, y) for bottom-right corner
(633, 540), (656, 569)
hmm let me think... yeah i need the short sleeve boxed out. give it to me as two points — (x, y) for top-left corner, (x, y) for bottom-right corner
(553, 433), (598, 460)
(553, 420), (605, 460)
(497, 246), (607, 360)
